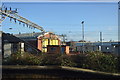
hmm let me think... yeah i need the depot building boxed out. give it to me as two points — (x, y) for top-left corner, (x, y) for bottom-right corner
(15, 32), (69, 54)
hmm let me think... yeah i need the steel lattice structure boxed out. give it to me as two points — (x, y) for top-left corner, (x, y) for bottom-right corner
(0, 6), (45, 32)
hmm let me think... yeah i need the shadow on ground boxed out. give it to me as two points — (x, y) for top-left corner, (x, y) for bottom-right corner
(2, 66), (120, 80)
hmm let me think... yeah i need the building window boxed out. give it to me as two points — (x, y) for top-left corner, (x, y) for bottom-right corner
(51, 47), (56, 51)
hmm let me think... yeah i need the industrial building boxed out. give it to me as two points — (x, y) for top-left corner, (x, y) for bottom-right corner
(4, 30), (119, 56)
(2, 31), (42, 58)
(67, 41), (120, 55)
(37, 32), (61, 52)
(15, 32), (42, 48)
(47, 45), (69, 54)
(15, 32), (70, 54)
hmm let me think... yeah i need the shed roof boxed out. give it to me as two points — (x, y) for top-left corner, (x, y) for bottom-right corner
(14, 32), (43, 38)
(14, 32), (60, 40)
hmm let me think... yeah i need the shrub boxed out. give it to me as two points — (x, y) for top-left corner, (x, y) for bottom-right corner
(3, 52), (62, 66)
(3, 51), (119, 73)
(25, 54), (42, 65)
(82, 51), (118, 73)
(3, 52), (42, 65)
(39, 54), (61, 66)
(70, 54), (87, 67)
(3, 51), (23, 65)
(59, 54), (76, 67)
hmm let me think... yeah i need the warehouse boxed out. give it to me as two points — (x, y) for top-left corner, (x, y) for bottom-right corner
(75, 42), (119, 55)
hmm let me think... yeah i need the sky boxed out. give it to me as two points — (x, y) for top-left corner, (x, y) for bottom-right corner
(1, 0), (120, 2)
(1, 1), (118, 42)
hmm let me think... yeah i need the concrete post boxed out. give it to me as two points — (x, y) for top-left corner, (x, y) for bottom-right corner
(21, 42), (25, 53)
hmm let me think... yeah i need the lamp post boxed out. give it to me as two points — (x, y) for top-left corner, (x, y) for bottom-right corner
(81, 21), (84, 54)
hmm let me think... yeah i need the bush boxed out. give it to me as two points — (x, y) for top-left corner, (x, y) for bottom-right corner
(59, 54), (76, 67)
(3, 52), (42, 65)
(3, 51), (119, 73)
(70, 54), (87, 67)
(3, 52), (62, 66)
(82, 51), (118, 73)
(25, 54), (42, 65)
(3, 51), (23, 65)
(39, 54), (61, 66)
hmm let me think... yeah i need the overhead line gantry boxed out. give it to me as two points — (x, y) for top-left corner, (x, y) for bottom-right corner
(0, 5), (45, 32)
